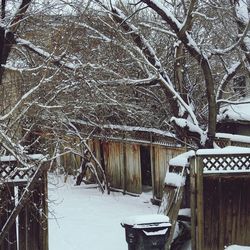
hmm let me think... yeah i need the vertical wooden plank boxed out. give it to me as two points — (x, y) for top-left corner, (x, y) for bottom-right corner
(88, 139), (103, 181)
(115, 142), (123, 189)
(203, 177), (210, 250)
(196, 156), (204, 250)
(154, 145), (161, 199)
(236, 178), (243, 245)
(125, 143), (141, 194)
(27, 187), (40, 250)
(18, 186), (28, 250)
(203, 177), (219, 250)
(231, 179), (238, 244)
(104, 142), (123, 189)
(242, 177), (250, 245)
(218, 177), (225, 250)
(0, 185), (6, 250)
(223, 179), (233, 248)
(150, 137), (155, 199)
(153, 145), (168, 199)
(123, 143), (126, 193)
(153, 146), (186, 200)
(102, 141), (109, 185)
(213, 178), (220, 250)
(0, 184), (16, 250)
(1, 185), (17, 250)
(202, 175), (250, 250)
(190, 156), (196, 250)
(18, 175), (48, 250)
(246, 177), (250, 245)
(40, 173), (48, 250)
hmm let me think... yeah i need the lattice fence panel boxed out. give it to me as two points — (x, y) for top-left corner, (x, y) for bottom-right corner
(202, 154), (250, 173)
(0, 163), (36, 182)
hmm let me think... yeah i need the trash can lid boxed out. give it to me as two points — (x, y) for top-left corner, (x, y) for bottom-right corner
(121, 214), (170, 228)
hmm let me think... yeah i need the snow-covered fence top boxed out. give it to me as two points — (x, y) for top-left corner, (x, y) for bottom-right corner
(171, 147), (250, 174)
(0, 154), (46, 183)
(196, 146), (250, 174)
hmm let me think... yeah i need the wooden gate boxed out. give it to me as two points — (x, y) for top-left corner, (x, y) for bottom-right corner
(0, 155), (48, 250)
(190, 148), (250, 250)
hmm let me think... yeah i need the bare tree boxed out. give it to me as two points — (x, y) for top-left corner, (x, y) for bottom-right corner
(0, 0), (249, 170)
(0, 1), (249, 241)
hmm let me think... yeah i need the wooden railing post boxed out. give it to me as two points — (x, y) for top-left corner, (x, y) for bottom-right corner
(196, 156), (204, 250)
(190, 156), (197, 250)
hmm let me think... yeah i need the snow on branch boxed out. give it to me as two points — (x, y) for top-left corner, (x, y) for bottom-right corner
(9, 0), (32, 33)
(211, 20), (250, 55)
(111, 5), (202, 131)
(171, 117), (207, 146)
(141, 0), (217, 146)
(74, 22), (112, 42)
(111, 6), (163, 70)
(141, 0), (201, 54)
(217, 99), (250, 105)
(15, 38), (125, 78)
(216, 61), (242, 102)
(0, 128), (46, 171)
(16, 38), (80, 71)
(235, 0), (250, 25)
(88, 76), (159, 87)
(138, 22), (177, 37)
(192, 11), (217, 21)
(157, 74), (199, 126)
(2, 64), (44, 72)
(141, 0), (182, 31)
(0, 73), (53, 121)
(70, 118), (176, 138)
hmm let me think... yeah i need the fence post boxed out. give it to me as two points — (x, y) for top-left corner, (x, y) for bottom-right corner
(196, 156), (204, 250)
(190, 156), (196, 250)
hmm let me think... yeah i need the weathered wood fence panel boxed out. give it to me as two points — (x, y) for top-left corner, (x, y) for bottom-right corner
(103, 141), (124, 189)
(61, 138), (186, 196)
(203, 176), (250, 250)
(153, 146), (185, 199)
(125, 144), (141, 194)
(153, 145), (169, 199)
(0, 185), (16, 250)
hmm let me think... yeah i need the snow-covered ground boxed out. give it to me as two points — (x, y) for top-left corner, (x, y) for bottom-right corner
(48, 174), (158, 250)
(48, 174), (250, 250)
(225, 246), (250, 250)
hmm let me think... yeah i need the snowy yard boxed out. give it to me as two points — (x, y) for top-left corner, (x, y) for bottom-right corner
(48, 174), (158, 250)
(48, 174), (250, 250)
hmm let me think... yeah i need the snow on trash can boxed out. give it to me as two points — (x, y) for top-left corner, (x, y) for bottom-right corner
(121, 214), (171, 250)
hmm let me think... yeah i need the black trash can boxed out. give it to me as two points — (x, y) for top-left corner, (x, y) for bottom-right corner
(121, 214), (171, 250)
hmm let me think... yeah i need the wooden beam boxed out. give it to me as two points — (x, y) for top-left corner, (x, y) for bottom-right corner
(150, 133), (156, 199)
(190, 156), (197, 250)
(123, 143), (127, 194)
(196, 156), (204, 250)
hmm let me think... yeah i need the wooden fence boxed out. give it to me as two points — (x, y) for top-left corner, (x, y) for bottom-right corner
(0, 155), (48, 250)
(59, 138), (185, 198)
(190, 149), (250, 250)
